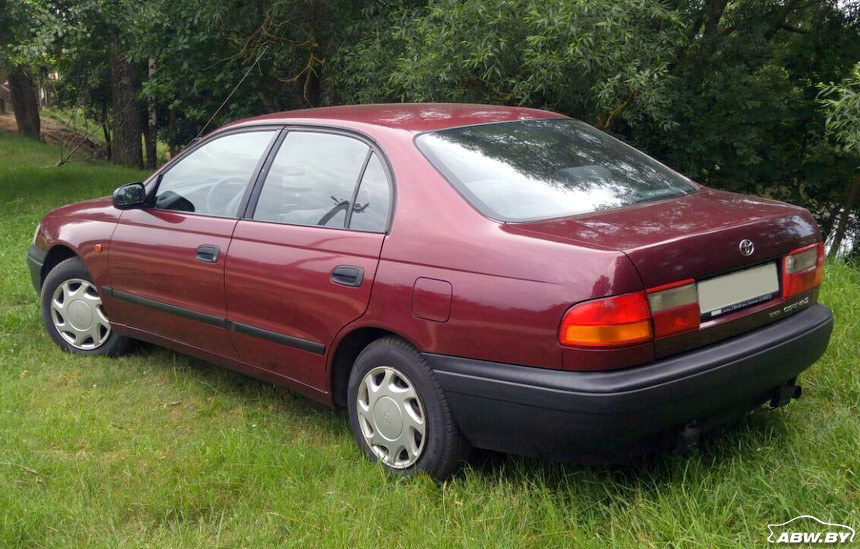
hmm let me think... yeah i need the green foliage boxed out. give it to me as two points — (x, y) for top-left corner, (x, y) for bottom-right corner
(819, 62), (860, 156)
(131, 0), (251, 146)
(337, 0), (684, 130)
(44, 1), (161, 139)
(629, 0), (860, 230)
(0, 0), (58, 69)
(51, 35), (111, 128)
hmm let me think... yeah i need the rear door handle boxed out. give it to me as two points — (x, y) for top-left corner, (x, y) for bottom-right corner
(195, 244), (220, 263)
(331, 265), (364, 287)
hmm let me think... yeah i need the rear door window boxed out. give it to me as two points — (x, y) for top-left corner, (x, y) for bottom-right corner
(253, 131), (370, 228)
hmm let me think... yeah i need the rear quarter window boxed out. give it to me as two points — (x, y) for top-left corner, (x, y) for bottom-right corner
(349, 153), (390, 233)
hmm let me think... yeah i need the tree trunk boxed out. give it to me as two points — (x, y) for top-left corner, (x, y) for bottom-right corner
(167, 109), (180, 158)
(144, 57), (157, 169)
(828, 174), (860, 260)
(307, 68), (321, 108)
(99, 103), (111, 160)
(143, 120), (156, 169)
(703, 0), (729, 36)
(108, 37), (143, 168)
(8, 67), (41, 140)
(820, 201), (843, 240)
(102, 122), (112, 160)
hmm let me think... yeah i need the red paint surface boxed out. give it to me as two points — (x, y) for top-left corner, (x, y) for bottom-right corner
(110, 209), (239, 357)
(412, 278), (453, 322)
(225, 220), (384, 389)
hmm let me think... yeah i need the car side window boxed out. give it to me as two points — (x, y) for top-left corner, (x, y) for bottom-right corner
(253, 131), (370, 228)
(349, 153), (390, 232)
(154, 130), (276, 217)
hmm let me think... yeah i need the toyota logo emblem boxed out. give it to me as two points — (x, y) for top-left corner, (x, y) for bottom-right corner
(739, 239), (755, 256)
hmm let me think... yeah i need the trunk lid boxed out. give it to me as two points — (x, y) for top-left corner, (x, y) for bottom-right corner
(507, 187), (821, 288)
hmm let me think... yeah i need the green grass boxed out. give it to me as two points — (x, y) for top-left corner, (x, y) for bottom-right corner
(1, 129), (858, 547)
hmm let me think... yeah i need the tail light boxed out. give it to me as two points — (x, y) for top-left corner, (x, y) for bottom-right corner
(560, 280), (701, 348)
(782, 242), (824, 299)
(646, 279), (700, 339)
(561, 244), (824, 349)
(559, 292), (651, 347)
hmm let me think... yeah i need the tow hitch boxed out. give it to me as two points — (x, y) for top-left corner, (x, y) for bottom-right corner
(674, 422), (701, 455)
(674, 381), (803, 455)
(770, 381), (803, 408)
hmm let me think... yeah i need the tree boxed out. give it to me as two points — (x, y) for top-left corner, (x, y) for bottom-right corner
(108, 34), (142, 168)
(52, 32), (113, 158)
(819, 62), (860, 258)
(335, 0), (684, 131)
(820, 62), (860, 155)
(0, 0), (52, 140)
(127, 0), (366, 155)
(7, 66), (41, 139)
(629, 0), (859, 245)
(48, 0), (149, 167)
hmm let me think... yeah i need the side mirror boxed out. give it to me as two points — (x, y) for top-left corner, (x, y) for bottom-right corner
(112, 182), (147, 210)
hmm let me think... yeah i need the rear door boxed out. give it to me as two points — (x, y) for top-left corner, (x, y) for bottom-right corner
(225, 129), (393, 389)
(108, 128), (279, 356)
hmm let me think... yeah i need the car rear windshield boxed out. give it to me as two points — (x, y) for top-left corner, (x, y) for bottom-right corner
(415, 119), (696, 222)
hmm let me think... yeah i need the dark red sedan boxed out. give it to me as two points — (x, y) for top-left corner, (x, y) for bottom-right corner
(28, 104), (833, 478)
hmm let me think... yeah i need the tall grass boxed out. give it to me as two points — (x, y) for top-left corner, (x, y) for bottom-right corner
(0, 130), (858, 547)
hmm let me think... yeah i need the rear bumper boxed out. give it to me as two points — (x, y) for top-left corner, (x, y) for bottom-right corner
(425, 304), (834, 461)
(27, 245), (47, 294)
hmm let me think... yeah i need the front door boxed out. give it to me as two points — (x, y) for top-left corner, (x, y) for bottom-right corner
(225, 130), (393, 390)
(108, 128), (279, 356)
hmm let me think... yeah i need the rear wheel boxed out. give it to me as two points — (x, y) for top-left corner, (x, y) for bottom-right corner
(40, 257), (130, 356)
(347, 337), (469, 479)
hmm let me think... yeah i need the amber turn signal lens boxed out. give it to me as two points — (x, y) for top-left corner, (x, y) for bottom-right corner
(559, 292), (652, 347)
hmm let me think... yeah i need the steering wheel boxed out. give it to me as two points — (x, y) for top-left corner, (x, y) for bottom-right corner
(225, 187), (247, 218)
(317, 196), (351, 226)
(206, 176), (248, 216)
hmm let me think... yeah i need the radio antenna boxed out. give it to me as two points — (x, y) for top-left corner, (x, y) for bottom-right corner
(194, 46), (269, 141)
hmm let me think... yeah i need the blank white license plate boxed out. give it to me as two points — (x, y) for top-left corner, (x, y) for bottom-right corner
(697, 262), (780, 320)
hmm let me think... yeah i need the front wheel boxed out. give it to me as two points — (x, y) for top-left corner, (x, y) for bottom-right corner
(347, 337), (469, 479)
(40, 257), (130, 356)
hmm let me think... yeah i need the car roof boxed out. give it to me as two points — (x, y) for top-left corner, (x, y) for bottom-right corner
(223, 103), (567, 133)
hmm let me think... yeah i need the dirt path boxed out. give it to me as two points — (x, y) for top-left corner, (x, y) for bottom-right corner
(0, 113), (105, 158)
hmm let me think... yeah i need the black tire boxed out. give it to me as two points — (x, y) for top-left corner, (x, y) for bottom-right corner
(40, 256), (131, 357)
(347, 336), (469, 479)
